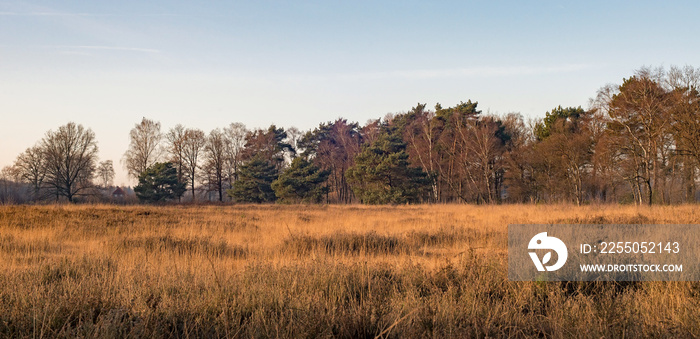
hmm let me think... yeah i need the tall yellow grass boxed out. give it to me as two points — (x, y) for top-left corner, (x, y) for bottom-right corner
(0, 204), (699, 337)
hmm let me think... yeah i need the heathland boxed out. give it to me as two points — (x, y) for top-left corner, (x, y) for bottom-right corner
(0, 204), (699, 338)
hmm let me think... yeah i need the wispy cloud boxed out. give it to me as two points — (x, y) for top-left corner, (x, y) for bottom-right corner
(56, 45), (161, 54)
(57, 50), (93, 57)
(338, 64), (594, 81)
(0, 11), (105, 16)
(0, 11), (178, 17)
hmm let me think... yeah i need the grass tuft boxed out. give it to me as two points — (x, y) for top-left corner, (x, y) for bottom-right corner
(116, 235), (247, 258)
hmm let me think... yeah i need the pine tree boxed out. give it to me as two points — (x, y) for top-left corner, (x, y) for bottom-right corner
(346, 132), (430, 204)
(134, 162), (186, 203)
(227, 156), (278, 203)
(272, 157), (330, 203)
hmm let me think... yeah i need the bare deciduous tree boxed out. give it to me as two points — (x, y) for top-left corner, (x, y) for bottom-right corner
(166, 124), (187, 201)
(465, 117), (506, 204)
(166, 124), (187, 178)
(402, 104), (440, 201)
(0, 166), (25, 204)
(96, 160), (115, 189)
(182, 128), (206, 201)
(667, 66), (700, 202)
(203, 129), (228, 201)
(285, 126), (303, 159)
(224, 122), (248, 185)
(608, 70), (672, 205)
(13, 144), (46, 200)
(41, 122), (99, 202)
(300, 119), (362, 203)
(124, 118), (163, 179)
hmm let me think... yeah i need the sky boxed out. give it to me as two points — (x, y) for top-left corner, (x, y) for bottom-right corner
(1, 0), (698, 186)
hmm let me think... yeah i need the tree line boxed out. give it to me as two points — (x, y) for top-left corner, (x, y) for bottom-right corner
(2, 65), (699, 205)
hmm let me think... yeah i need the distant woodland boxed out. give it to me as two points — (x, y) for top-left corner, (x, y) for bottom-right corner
(2, 65), (700, 205)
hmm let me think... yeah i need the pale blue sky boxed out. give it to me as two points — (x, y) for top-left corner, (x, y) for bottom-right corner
(1, 0), (698, 185)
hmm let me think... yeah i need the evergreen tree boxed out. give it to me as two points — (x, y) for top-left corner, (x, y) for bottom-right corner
(241, 125), (294, 169)
(272, 157), (330, 203)
(346, 132), (430, 204)
(297, 119), (363, 203)
(227, 156), (278, 203)
(134, 162), (186, 203)
(533, 106), (586, 140)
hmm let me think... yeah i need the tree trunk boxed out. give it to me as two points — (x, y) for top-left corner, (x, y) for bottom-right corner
(191, 178), (196, 202)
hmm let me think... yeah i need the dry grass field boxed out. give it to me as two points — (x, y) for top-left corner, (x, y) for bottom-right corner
(0, 204), (699, 338)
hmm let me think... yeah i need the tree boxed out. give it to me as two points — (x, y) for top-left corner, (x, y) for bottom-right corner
(224, 123), (248, 185)
(589, 84), (626, 203)
(534, 106), (586, 141)
(203, 129), (228, 201)
(228, 156), (278, 203)
(0, 166), (25, 204)
(124, 118), (163, 179)
(454, 116), (508, 203)
(96, 160), (115, 189)
(13, 145), (46, 200)
(532, 107), (593, 205)
(396, 104), (441, 201)
(299, 119), (363, 203)
(608, 71), (671, 205)
(430, 100), (511, 203)
(241, 125), (294, 170)
(134, 162), (186, 203)
(501, 113), (538, 203)
(433, 101), (483, 202)
(346, 131), (430, 204)
(166, 124), (187, 196)
(667, 65), (700, 202)
(41, 123), (99, 202)
(272, 157), (330, 203)
(285, 126), (304, 157)
(392, 102), (507, 203)
(182, 128), (206, 201)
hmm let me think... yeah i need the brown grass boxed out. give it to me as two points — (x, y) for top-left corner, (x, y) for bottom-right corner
(0, 204), (699, 337)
